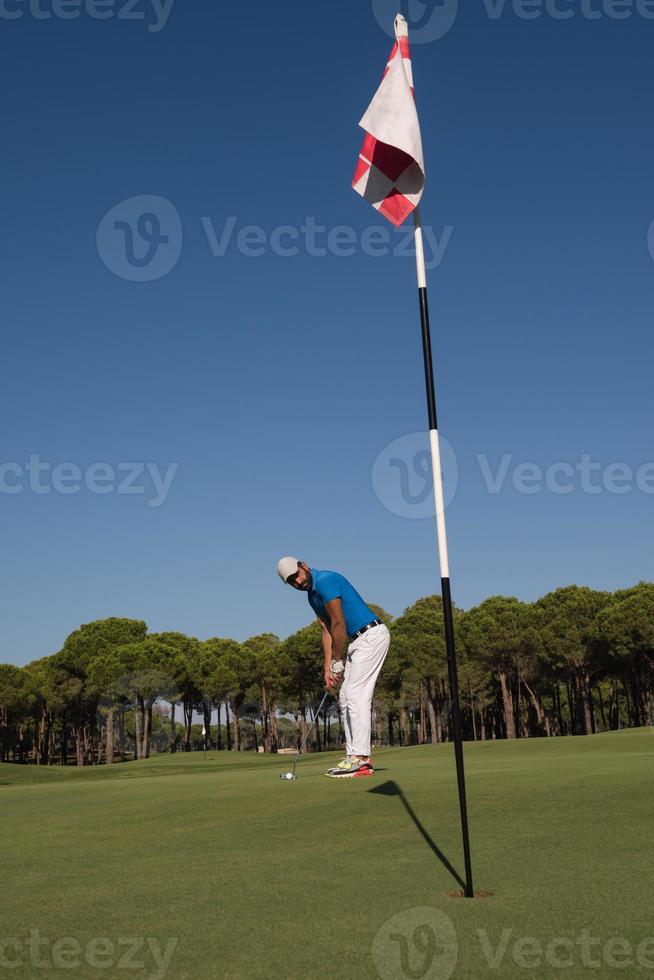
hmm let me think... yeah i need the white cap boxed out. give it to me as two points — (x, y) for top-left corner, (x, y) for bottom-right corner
(277, 556), (300, 583)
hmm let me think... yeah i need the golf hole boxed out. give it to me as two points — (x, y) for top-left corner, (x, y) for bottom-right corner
(447, 890), (494, 899)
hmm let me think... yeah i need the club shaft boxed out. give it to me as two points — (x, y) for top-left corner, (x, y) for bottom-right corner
(292, 691), (330, 772)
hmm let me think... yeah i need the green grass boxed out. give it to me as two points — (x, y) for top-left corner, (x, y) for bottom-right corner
(2, 729), (653, 979)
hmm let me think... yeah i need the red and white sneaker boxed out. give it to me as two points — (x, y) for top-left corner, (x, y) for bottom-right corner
(325, 758), (374, 778)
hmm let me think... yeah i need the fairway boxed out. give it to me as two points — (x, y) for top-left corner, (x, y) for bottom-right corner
(2, 729), (653, 980)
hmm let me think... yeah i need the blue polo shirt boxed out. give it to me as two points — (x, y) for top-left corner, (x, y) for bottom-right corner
(307, 568), (376, 637)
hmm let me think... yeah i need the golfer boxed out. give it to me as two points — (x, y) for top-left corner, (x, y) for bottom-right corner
(277, 557), (390, 778)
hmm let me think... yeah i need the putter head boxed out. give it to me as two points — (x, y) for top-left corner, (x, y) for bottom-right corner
(280, 771), (296, 781)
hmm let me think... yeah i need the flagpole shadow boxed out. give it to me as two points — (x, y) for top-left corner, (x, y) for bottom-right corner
(369, 780), (466, 892)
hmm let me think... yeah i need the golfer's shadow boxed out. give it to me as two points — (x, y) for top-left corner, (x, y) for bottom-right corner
(369, 780), (466, 891)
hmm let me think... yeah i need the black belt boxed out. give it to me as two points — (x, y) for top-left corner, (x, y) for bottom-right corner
(350, 619), (382, 640)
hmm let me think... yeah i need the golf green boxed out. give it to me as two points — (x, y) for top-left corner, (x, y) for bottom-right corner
(2, 728), (652, 979)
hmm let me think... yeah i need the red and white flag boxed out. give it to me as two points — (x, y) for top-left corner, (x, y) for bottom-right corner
(352, 14), (424, 227)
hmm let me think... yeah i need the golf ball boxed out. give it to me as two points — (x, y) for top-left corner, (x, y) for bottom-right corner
(281, 772), (295, 780)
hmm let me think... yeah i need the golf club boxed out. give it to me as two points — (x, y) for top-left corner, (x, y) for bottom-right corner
(280, 689), (331, 781)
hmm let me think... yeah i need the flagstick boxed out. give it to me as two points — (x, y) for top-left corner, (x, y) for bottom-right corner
(413, 206), (474, 898)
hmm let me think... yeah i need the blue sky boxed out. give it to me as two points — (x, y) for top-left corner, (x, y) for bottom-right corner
(2, 0), (653, 666)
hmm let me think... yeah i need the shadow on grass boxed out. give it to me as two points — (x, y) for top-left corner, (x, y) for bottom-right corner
(369, 780), (466, 891)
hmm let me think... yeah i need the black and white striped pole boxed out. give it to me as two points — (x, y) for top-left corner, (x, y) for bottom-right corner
(413, 206), (474, 898)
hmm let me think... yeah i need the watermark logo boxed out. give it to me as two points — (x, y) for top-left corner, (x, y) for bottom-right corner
(97, 195), (182, 282)
(372, 432), (458, 519)
(481, 0), (654, 23)
(0, 929), (177, 977)
(0, 455), (178, 508)
(476, 927), (654, 971)
(478, 453), (654, 496)
(371, 915), (654, 976)
(647, 218), (654, 262)
(97, 203), (453, 282)
(201, 215), (452, 267)
(372, 435), (654, 519)
(372, 907), (458, 980)
(372, 0), (654, 44)
(0, 0), (176, 32)
(372, 0), (459, 43)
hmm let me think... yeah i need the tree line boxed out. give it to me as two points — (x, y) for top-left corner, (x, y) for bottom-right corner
(0, 582), (651, 765)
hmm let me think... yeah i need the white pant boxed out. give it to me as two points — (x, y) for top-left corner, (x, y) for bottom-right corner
(339, 623), (390, 757)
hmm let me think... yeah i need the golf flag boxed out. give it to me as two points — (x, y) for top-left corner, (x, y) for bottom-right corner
(352, 13), (425, 227)
(353, 14), (475, 897)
